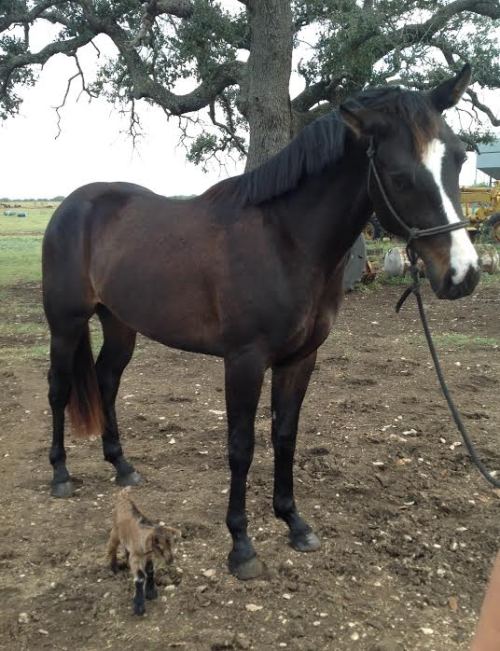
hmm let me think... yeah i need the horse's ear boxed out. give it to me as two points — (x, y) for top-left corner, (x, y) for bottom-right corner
(429, 64), (472, 113)
(338, 105), (390, 139)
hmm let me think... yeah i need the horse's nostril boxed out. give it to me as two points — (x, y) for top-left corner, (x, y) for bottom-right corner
(440, 265), (480, 300)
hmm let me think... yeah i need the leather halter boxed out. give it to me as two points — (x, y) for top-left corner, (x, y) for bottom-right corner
(366, 137), (468, 250)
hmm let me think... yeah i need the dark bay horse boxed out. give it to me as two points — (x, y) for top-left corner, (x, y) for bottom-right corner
(43, 65), (479, 579)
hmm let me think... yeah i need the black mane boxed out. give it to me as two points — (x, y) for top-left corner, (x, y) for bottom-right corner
(236, 86), (438, 206)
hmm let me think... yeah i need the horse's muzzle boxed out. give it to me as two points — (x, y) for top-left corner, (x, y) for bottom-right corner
(435, 265), (480, 300)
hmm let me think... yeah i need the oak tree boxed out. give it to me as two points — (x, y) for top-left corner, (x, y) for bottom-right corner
(1, 0), (499, 170)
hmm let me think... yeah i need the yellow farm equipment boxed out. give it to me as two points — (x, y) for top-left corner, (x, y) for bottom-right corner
(460, 182), (500, 242)
(363, 182), (500, 242)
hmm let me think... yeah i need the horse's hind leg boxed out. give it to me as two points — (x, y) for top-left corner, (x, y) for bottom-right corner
(95, 305), (140, 486)
(271, 352), (321, 552)
(48, 318), (89, 498)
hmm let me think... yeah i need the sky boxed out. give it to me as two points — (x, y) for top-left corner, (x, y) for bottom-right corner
(0, 32), (242, 199)
(0, 11), (496, 199)
(0, 17), (249, 199)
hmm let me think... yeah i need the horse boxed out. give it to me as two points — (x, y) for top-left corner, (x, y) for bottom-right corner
(42, 65), (479, 580)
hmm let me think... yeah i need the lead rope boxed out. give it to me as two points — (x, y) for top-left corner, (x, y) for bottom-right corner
(366, 138), (500, 488)
(395, 254), (500, 488)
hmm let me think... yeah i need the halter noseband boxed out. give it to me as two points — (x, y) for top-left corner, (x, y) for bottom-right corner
(366, 137), (468, 251)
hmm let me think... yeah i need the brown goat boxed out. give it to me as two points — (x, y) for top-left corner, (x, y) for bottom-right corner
(107, 487), (179, 615)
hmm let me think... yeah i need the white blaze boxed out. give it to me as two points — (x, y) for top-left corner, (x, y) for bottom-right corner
(422, 139), (479, 284)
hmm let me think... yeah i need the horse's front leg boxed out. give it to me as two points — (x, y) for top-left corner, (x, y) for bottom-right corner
(272, 351), (320, 552)
(224, 351), (265, 580)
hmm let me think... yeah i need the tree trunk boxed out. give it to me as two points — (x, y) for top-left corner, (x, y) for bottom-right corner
(243, 0), (293, 171)
(241, 0), (366, 287)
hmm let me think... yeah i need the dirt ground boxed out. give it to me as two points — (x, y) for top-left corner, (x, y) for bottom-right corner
(0, 279), (499, 651)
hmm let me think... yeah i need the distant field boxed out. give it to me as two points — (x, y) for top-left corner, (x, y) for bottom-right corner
(0, 204), (55, 236)
(0, 203), (55, 287)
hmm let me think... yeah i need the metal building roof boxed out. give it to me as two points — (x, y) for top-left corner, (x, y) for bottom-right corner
(477, 140), (500, 180)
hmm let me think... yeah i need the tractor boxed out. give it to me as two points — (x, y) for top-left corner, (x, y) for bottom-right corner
(363, 181), (500, 242)
(460, 182), (500, 241)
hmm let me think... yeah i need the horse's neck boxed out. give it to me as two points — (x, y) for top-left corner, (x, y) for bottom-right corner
(268, 151), (372, 271)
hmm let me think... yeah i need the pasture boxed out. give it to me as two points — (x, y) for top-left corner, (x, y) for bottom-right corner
(0, 205), (499, 650)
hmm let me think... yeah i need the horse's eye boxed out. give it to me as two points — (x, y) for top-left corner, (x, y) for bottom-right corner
(390, 173), (413, 192)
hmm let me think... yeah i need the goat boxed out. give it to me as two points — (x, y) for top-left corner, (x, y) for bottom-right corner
(107, 487), (179, 615)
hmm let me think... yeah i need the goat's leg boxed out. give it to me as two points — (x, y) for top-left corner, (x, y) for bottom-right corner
(145, 554), (157, 600)
(107, 526), (120, 573)
(130, 556), (146, 616)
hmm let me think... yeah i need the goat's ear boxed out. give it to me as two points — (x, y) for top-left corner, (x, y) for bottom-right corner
(429, 64), (471, 113)
(339, 105), (391, 139)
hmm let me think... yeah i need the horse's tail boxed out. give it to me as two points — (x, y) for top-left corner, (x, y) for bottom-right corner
(67, 325), (104, 438)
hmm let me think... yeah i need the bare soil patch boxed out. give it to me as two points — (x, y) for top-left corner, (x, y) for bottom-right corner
(0, 281), (499, 650)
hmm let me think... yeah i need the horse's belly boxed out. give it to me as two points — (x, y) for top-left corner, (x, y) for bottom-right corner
(96, 274), (225, 357)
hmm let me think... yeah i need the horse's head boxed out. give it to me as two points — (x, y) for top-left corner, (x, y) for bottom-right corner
(340, 65), (480, 300)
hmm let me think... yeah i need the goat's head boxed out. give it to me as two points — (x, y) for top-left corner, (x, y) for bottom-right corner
(152, 525), (180, 563)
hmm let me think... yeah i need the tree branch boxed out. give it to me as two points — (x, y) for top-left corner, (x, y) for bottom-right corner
(393, 0), (500, 47)
(466, 88), (500, 126)
(53, 53), (98, 138)
(0, 0), (67, 32)
(76, 0), (245, 115)
(291, 77), (343, 113)
(0, 31), (95, 98)
(131, 0), (194, 46)
(209, 97), (247, 156)
(155, 0), (194, 18)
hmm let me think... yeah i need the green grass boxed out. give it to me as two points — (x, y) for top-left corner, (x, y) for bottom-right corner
(0, 236), (43, 286)
(0, 202), (107, 364)
(477, 271), (500, 286)
(0, 204), (53, 362)
(0, 344), (49, 363)
(0, 207), (55, 235)
(417, 332), (500, 350)
(0, 202), (54, 287)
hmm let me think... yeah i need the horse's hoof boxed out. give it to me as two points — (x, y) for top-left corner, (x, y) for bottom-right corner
(116, 471), (142, 487)
(51, 480), (75, 498)
(290, 530), (321, 552)
(228, 553), (267, 580)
